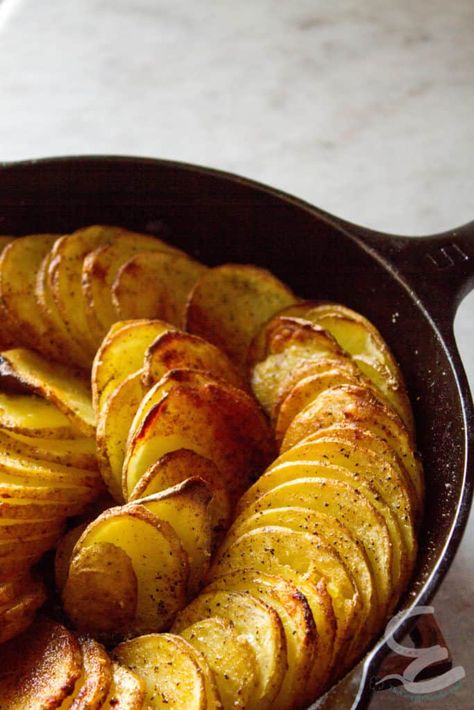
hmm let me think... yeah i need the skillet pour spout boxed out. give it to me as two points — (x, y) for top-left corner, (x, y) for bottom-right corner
(0, 156), (472, 709)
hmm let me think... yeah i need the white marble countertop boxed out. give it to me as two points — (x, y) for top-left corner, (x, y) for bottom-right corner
(0, 0), (472, 706)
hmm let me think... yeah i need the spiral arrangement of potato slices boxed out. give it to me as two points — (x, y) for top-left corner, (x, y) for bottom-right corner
(0, 227), (422, 710)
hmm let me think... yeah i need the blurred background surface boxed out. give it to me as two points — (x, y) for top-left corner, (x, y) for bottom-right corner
(0, 1), (472, 706)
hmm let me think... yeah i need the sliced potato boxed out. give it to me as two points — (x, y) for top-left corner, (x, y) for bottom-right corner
(281, 384), (423, 501)
(0, 234), (61, 354)
(234, 477), (393, 618)
(0, 495), (93, 521)
(186, 264), (297, 370)
(113, 251), (207, 327)
(208, 526), (360, 671)
(180, 617), (258, 710)
(2, 430), (98, 471)
(66, 504), (188, 635)
(142, 330), (247, 391)
(136, 477), (213, 597)
(129, 449), (231, 539)
(55, 523), (89, 592)
(0, 391), (78, 438)
(0, 448), (102, 489)
(250, 318), (343, 414)
(82, 232), (183, 341)
(0, 574), (46, 644)
(0, 617), (82, 707)
(278, 301), (414, 432)
(0, 236), (16, 349)
(113, 633), (207, 710)
(71, 636), (113, 710)
(172, 590), (286, 709)
(0, 348), (95, 436)
(123, 382), (275, 502)
(92, 319), (174, 412)
(206, 570), (318, 710)
(96, 371), (146, 502)
(36, 249), (93, 369)
(63, 540), (138, 640)
(102, 662), (146, 710)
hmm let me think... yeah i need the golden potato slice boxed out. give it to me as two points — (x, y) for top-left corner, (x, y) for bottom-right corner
(55, 523), (88, 592)
(0, 448), (102, 490)
(96, 371), (146, 502)
(0, 617), (82, 706)
(63, 540), (138, 641)
(274, 367), (363, 443)
(281, 384), (423, 502)
(235, 477), (393, 619)
(103, 662), (146, 710)
(0, 234), (62, 354)
(2, 430), (97, 471)
(69, 636), (113, 710)
(82, 232), (183, 341)
(0, 517), (64, 545)
(113, 251), (207, 327)
(142, 330), (247, 391)
(186, 264), (297, 371)
(219, 506), (378, 640)
(173, 590), (286, 709)
(0, 527), (63, 561)
(0, 482), (100, 506)
(206, 570), (318, 710)
(0, 495), (92, 521)
(113, 633), (208, 710)
(48, 226), (129, 356)
(279, 301), (414, 432)
(0, 391), (78, 438)
(168, 637), (223, 710)
(250, 318), (343, 414)
(92, 319), (174, 412)
(0, 573), (46, 643)
(0, 348), (95, 436)
(137, 477), (213, 597)
(129, 449), (231, 539)
(123, 382), (275, 502)
(180, 617), (258, 710)
(208, 526), (360, 672)
(36, 249), (93, 369)
(66, 504), (188, 635)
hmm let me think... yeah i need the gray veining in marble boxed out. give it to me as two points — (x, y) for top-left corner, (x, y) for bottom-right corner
(0, 0), (473, 707)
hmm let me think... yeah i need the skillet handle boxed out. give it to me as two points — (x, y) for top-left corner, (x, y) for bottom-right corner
(334, 219), (474, 328)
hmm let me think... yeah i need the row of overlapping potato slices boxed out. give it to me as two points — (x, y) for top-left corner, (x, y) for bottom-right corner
(0, 227), (423, 709)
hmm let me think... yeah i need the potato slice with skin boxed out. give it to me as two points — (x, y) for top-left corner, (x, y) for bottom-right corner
(102, 662), (146, 710)
(67, 504), (188, 636)
(186, 264), (298, 371)
(2, 430), (97, 471)
(129, 449), (231, 539)
(206, 571), (318, 710)
(63, 541), (138, 641)
(172, 590), (286, 709)
(0, 391), (79, 438)
(142, 330), (247, 391)
(136, 477), (213, 598)
(113, 633), (208, 710)
(0, 348), (95, 436)
(218, 506), (378, 639)
(82, 233), (184, 340)
(208, 526), (360, 671)
(172, 635), (223, 710)
(55, 523), (89, 592)
(0, 517), (64, 544)
(0, 617), (82, 707)
(70, 636), (113, 710)
(277, 301), (414, 432)
(48, 226), (129, 355)
(96, 371), (146, 503)
(113, 251), (207, 327)
(0, 449), (102, 489)
(0, 496), (92, 521)
(92, 320), (174, 413)
(0, 575), (46, 644)
(251, 318), (343, 414)
(180, 617), (258, 710)
(0, 234), (62, 354)
(236, 478), (393, 618)
(123, 382), (275, 502)
(0, 236), (16, 348)
(281, 384), (423, 502)
(36, 250), (93, 369)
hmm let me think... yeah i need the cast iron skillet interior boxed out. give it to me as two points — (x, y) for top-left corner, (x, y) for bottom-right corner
(0, 156), (472, 708)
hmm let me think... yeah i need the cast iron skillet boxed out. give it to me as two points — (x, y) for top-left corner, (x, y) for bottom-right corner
(0, 156), (472, 708)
